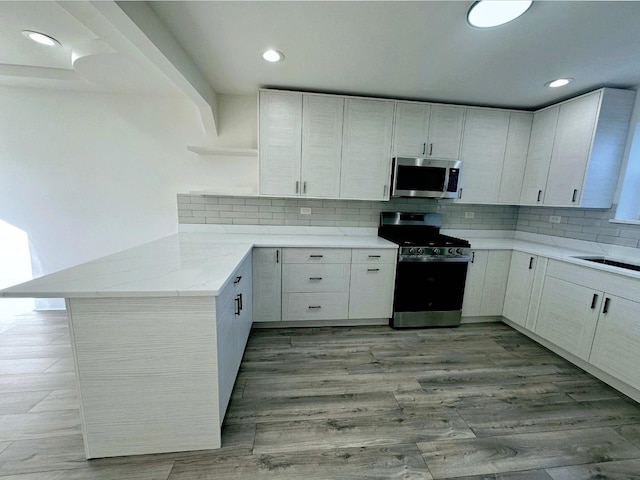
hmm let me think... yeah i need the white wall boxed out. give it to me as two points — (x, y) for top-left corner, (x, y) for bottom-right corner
(0, 87), (257, 309)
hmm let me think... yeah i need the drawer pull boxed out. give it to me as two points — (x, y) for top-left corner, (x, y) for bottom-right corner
(603, 297), (611, 314)
(367, 268), (380, 272)
(309, 255), (324, 258)
(234, 276), (242, 284)
(528, 257), (534, 270)
(590, 293), (599, 309)
(537, 190), (542, 202)
(368, 255), (381, 258)
(308, 305), (322, 309)
(572, 189), (578, 203)
(309, 277), (323, 281)
(234, 297), (241, 316)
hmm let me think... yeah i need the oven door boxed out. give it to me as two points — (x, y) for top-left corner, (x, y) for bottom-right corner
(392, 261), (469, 327)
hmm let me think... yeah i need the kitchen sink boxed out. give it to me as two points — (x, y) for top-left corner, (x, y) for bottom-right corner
(573, 256), (640, 272)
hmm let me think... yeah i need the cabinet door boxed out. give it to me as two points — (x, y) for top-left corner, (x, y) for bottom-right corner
(340, 98), (394, 200)
(235, 256), (253, 354)
(252, 248), (282, 323)
(216, 291), (236, 420)
(392, 102), (431, 157)
(503, 252), (537, 327)
(427, 105), (465, 160)
(259, 91), (303, 196)
(590, 294), (640, 391)
(348, 263), (396, 319)
(544, 91), (601, 206)
(462, 250), (488, 316)
(535, 276), (601, 361)
(498, 112), (533, 204)
(520, 106), (559, 204)
(301, 95), (343, 197)
(458, 108), (510, 203)
(480, 250), (511, 316)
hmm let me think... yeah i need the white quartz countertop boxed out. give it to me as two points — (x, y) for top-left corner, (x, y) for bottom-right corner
(0, 230), (397, 298)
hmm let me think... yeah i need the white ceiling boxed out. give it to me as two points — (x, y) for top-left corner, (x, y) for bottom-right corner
(149, 0), (640, 109)
(0, 1), (181, 95)
(2, 1), (640, 110)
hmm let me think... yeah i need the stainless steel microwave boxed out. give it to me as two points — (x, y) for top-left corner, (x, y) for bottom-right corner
(391, 157), (461, 199)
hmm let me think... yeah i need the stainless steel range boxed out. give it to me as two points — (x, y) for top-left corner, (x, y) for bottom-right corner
(378, 212), (471, 328)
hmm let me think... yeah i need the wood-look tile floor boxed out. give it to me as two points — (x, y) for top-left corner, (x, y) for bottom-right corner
(2, 311), (640, 479)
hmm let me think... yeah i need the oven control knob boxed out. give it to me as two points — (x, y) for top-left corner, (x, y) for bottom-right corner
(432, 248), (440, 255)
(448, 248), (455, 255)
(417, 248), (423, 254)
(409, 248), (415, 254)
(456, 248), (464, 255)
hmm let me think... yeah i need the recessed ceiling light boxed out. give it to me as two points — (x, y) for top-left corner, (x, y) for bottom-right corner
(546, 78), (574, 88)
(467, 1), (532, 28)
(262, 49), (284, 63)
(21, 30), (61, 47)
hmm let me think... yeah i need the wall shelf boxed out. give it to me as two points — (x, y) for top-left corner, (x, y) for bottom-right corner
(187, 146), (258, 157)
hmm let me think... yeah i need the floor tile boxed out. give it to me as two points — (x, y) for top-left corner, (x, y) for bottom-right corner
(546, 458), (640, 479)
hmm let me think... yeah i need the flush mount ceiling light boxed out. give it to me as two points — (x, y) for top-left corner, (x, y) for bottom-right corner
(21, 30), (61, 47)
(467, 1), (533, 28)
(262, 49), (284, 63)
(546, 78), (574, 88)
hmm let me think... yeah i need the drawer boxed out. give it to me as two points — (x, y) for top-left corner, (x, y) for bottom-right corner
(351, 248), (397, 264)
(282, 293), (349, 321)
(282, 264), (350, 293)
(282, 248), (351, 264)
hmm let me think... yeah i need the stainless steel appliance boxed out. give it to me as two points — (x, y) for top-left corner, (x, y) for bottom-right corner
(391, 157), (461, 199)
(378, 212), (471, 328)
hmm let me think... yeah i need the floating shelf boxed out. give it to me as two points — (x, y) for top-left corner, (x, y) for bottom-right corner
(187, 146), (258, 157)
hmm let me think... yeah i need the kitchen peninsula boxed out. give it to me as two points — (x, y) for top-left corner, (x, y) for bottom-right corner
(0, 229), (397, 458)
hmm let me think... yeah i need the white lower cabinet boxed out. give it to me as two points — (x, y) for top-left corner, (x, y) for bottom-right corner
(502, 252), (547, 330)
(590, 294), (640, 391)
(348, 249), (396, 319)
(530, 259), (640, 397)
(462, 250), (511, 317)
(217, 253), (252, 419)
(255, 247), (396, 323)
(252, 248), (282, 323)
(535, 276), (600, 361)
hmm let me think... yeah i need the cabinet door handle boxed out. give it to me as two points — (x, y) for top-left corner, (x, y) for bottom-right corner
(308, 305), (322, 309)
(603, 297), (611, 314)
(528, 257), (534, 270)
(309, 255), (324, 258)
(295, 181), (299, 193)
(572, 189), (578, 203)
(234, 276), (242, 284)
(367, 268), (380, 272)
(458, 188), (463, 199)
(429, 143), (433, 156)
(422, 142), (426, 155)
(383, 185), (388, 197)
(537, 190), (542, 202)
(276, 250), (279, 263)
(303, 181), (307, 194)
(368, 255), (381, 258)
(238, 293), (243, 311)
(234, 296), (241, 316)
(590, 293), (599, 309)
(471, 251), (475, 263)
(309, 277), (323, 281)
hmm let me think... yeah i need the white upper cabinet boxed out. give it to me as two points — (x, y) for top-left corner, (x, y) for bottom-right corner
(521, 88), (635, 208)
(340, 98), (395, 200)
(498, 112), (533, 204)
(259, 91), (343, 198)
(259, 91), (303, 196)
(392, 102), (464, 160)
(392, 102), (431, 157)
(520, 106), (559, 204)
(301, 95), (344, 197)
(458, 108), (510, 203)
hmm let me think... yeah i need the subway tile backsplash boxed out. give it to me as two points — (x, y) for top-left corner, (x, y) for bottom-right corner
(177, 195), (640, 248)
(177, 194), (518, 230)
(517, 205), (640, 248)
